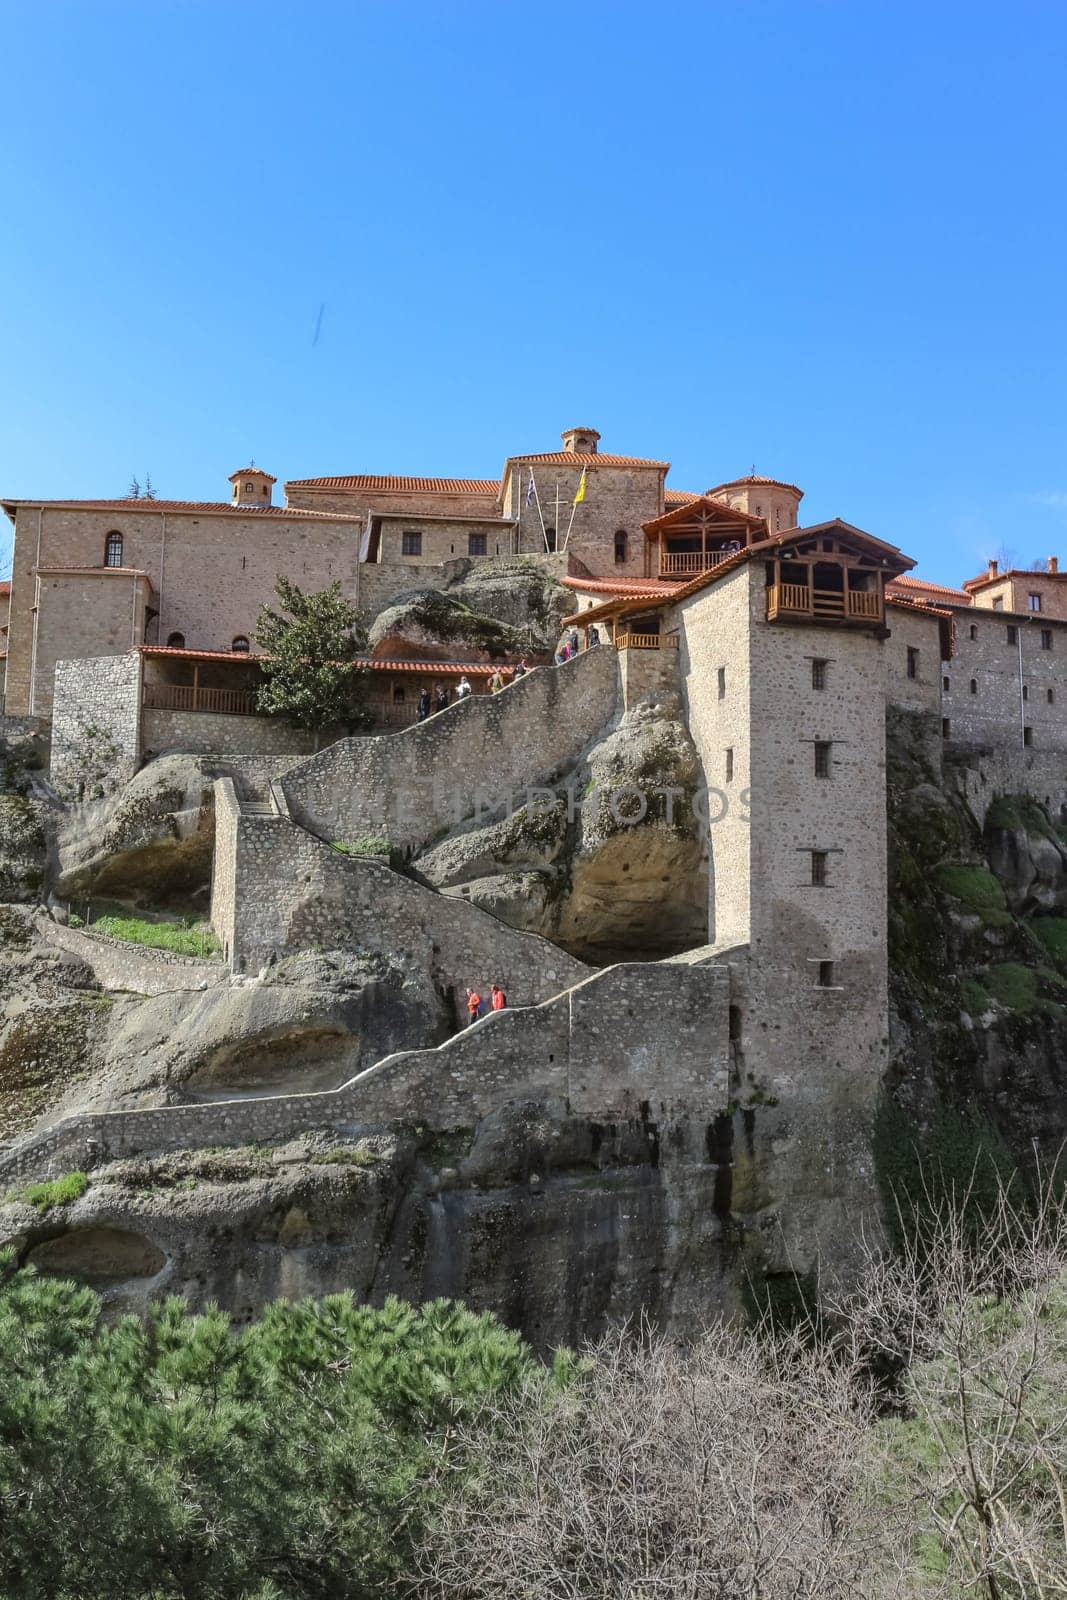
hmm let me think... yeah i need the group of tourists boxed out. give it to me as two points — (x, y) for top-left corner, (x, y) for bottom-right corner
(554, 624), (599, 665)
(465, 985), (507, 1024)
(415, 660), (533, 720)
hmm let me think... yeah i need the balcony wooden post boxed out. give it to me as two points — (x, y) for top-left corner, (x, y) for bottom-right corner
(192, 665), (200, 712)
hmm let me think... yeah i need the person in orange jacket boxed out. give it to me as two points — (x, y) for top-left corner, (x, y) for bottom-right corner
(491, 984), (506, 1011)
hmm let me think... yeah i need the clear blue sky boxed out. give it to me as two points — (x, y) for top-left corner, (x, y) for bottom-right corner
(3, 0), (1066, 587)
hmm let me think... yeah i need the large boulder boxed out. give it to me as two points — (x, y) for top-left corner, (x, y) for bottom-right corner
(367, 562), (571, 661)
(54, 753), (218, 911)
(414, 700), (708, 958)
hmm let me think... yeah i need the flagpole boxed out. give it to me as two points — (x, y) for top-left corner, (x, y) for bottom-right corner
(530, 470), (548, 551)
(554, 480), (561, 553)
(562, 473), (581, 550)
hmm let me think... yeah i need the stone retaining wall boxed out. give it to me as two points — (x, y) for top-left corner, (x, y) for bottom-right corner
(0, 961), (730, 1183)
(278, 646), (621, 851)
(212, 792), (590, 1006)
(142, 708), (319, 761)
(51, 654), (142, 796)
(42, 917), (224, 995)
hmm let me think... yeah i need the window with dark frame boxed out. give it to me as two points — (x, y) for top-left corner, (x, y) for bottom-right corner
(970, 679), (978, 695)
(717, 666), (726, 699)
(1029, 593), (1042, 612)
(725, 747), (734, 783)
(231, 636), (250, 653)
(104, 531), (124, 567)
(943, 676), (950, 692)
(1024, 725), (1033, 746)
(1049, 688), (1055, 705)
(969, 624), (978, 640)
(942, 718), (951, 738)
(906, 646), (918, 679)
(614, 530), (628, 564)
(468, 532), (487, 557)
(1023, 684), (1029, 701)
(1007, 625), (1018, 644)
(166, 631), (185, 648)
(810, 850), (828, 887)
(401, 530), (422, 557)
(813, 741), (831, 778)
(1041, 629), (1053, 650)
(811, 658), (828, 690)
(816, 960), (835, 988)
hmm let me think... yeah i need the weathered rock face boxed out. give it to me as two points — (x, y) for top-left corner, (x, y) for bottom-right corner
(54, 753), (218, 911)
(0, 730), (51, 903)
(366, 562), (570, 661)
(886, 710), (1067, 1164)
(413, 701), (707, 959)
(0, 1111), (739, 1347)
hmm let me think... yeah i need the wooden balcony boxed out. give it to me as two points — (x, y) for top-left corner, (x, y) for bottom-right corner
(143, 683), (258, 717)
(766, 584), (883, 625)
(615, 632), (679, 651)
(658, 548), (734, 579)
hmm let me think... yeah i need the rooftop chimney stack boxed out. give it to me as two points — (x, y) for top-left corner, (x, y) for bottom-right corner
(988, 559), (999, 578)
(228, 464), (277, 507)
(1049, 556), (1059, 574)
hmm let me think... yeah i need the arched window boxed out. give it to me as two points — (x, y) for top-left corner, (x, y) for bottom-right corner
(614, 529), (628, 565)
(167, 631), (186, 649)
(104, 531), (124, 567)
(231, 635), (250, 653)
(245, 482), (254, 493)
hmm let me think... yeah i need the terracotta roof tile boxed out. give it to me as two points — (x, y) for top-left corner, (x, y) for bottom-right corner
(508, 452), (668, 470)
(2, 498), (358, 521)
(136, 645), (501, 675)
(663, 489), (700, 506)
(888, 575), (973, 604)
(707, 474), (804, 497)
(285, 474), (501, 495)
(962, 567), (1067, 591)
(561, 576), (676, 598)
(0, 580), (9, 596)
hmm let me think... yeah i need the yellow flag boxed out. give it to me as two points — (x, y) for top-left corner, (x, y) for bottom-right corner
(573, 467), (587, 505)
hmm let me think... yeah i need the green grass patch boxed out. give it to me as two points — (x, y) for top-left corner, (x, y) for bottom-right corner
(331, 836), (392, 860)
(935, 863), (1008, 916)
(92, 915), (220, 959)
(986, 794), (1057, 840)
(20, 1172), (88, 1212)
(960, 977), (990, 1015)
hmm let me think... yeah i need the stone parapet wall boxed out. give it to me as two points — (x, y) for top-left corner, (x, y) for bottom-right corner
(142, 707), (318, 761)
(278, 647), (621, 851)
(41, 917), (224, 995)
(51, 654), (142, 796)
(217, 797), (590, 1005)
(0, 961), (730, 1184)
(620, 641), (681, 708)
(946, 745), (1067, 829)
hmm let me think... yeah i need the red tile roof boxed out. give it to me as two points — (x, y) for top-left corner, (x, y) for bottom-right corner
(285, 474), (500, 495)
(136, 645), (501, 674)
(2, 498), (358, 520)
(707, 474), (804, 497)
(887, 574), (973, 604)
(228, 466), (277, 483)
(962, 566), (1067, 592)
(664, 489), (700, 506)
(0, 580), (9, 596)
(508, 452), (669, 470)
(886, 593), (956, 658)
(561, 576), (676, 598)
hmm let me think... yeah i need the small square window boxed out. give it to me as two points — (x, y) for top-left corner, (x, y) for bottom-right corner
(969, 624), (978, 640)
(717, 666), (726, 700)
(725, 747), (734, 783)
(810, 850), (828, 887)
(1029, 593), (1042, 612)
(1041, 629), (1053, 651)
(906, 646), (918, 680)
(993, 597), (1005, 611)
(816, 960), (835, 988)
(1007, 625), (1018, 645)
(401, 530), (423, 557)
(813, 741), (831, 779)
(811, 658), (828, 691)
(468, 532), (487, 557)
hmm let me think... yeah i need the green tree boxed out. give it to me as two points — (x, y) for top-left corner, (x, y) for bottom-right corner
(254, 578), (371, 742)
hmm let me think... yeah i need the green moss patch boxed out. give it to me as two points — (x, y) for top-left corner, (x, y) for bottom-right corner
(332, 836), (392, 860)
(1026, 916), (1067, 967)
(984, 962), (1038, 1013)
(936, 863), (1008, 917)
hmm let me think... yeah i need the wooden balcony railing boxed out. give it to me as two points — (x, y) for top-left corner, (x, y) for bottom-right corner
(143, 683), (258, 717)
(615, 632), (679, 651)
(766, 585), (883, 623)
(659, 549), (735, 577)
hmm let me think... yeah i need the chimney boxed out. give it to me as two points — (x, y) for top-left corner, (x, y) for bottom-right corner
(988, 559), (998, 578)
(1049, 556), (1059, 574)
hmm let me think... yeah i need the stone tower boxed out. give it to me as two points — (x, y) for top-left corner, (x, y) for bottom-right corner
(561, 426), (600, 455)
(229, 465), (277, 507)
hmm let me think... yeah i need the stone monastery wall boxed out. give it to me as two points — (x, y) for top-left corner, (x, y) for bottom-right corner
(141, 706), (317, 761)
(51, 653), (142, 795)
(212, 779), (590, 1007)
(0, 962), (730, 1183)
(278, 645), (621, 852)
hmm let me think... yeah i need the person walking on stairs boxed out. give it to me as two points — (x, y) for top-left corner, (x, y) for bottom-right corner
(456, 675), (472, 700)
(491, 984), (506, 1011)
(416, 687), (431, 722)
(465, 987), (482, 1026)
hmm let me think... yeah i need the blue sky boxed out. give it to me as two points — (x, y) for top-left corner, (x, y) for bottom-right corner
(3, 0), (1066, 586)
